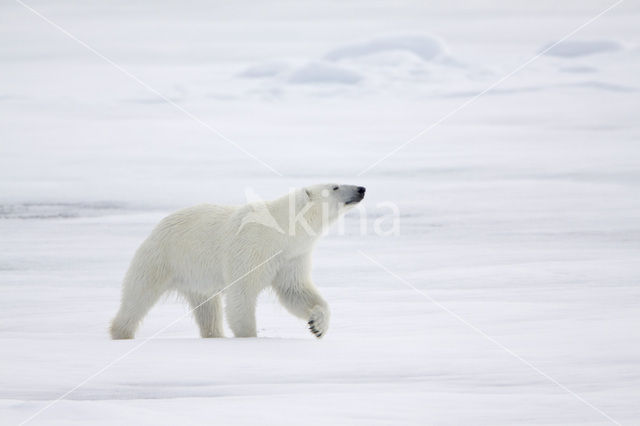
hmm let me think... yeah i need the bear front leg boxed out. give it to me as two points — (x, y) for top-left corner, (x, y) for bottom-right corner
(273, 281), (330, 339)
(307, 303), (330, 339)
(225, 286), (258, 337)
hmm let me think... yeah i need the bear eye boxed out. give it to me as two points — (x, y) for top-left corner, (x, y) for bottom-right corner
(333, 186), (339, 191)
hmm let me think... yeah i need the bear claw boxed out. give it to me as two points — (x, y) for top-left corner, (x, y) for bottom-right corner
(309, 324), (322, 337)
(307, 305), (329, 339)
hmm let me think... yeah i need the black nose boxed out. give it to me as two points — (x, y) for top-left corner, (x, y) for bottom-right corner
(357, 186), (366, 195)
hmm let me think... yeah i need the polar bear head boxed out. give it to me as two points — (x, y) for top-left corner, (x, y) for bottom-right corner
(291, 183), (366, 236)
(303, 183), (366, 211)
(241, 184), (366, 239)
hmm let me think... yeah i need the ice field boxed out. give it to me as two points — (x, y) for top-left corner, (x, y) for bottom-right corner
(1, 1), (640, 424)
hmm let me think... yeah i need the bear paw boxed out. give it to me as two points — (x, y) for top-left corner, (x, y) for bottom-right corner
(308, 305), (330, 339)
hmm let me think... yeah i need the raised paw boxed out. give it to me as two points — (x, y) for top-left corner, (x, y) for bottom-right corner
(307, 304), (330, 339)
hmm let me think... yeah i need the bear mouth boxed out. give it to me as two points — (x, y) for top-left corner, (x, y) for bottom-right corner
(345, 196), (364, 205)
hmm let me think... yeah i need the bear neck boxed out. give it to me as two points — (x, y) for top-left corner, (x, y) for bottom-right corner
(267, 192), (336, 244)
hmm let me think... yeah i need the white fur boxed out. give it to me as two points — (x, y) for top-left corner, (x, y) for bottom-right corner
(110, 184), (365, 339)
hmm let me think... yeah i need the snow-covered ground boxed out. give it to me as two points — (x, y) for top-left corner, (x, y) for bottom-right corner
(1, 1), (640, 424)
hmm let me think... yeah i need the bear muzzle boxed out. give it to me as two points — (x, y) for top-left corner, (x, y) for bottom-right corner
(345, 186), (366, 205)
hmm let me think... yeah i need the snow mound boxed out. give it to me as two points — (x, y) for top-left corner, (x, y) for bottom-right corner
(0, 202), (125, 219)
(559, 65), (597, 73)
(541, 39), (623, 58)
(288, 62), (362, 85)
(325, 35), (447, 62)
(565, 80), (637, 92)
(238, 61), (289, 78)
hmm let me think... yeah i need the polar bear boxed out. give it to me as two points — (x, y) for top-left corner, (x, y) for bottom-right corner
(110, 183), (365, 339)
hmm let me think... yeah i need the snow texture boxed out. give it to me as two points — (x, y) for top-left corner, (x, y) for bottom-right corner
(324, 35), (447, 62)
(541, 39), (624, 57)
(238, 61), (290, 78)
(288, 62), (362, 85)
(1, 0), (640, 425)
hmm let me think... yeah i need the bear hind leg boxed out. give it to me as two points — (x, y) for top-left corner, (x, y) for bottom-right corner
(110, 277), (168, 339)
(185, 291), (224, 338)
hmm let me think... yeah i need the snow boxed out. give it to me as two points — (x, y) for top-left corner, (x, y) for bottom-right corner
(238, 61), (290, 79)
(324, 35), (448, 62)
(288, 61), (363, 85)
(541, 39), (624, 57)
(1, 0), (640, 425)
